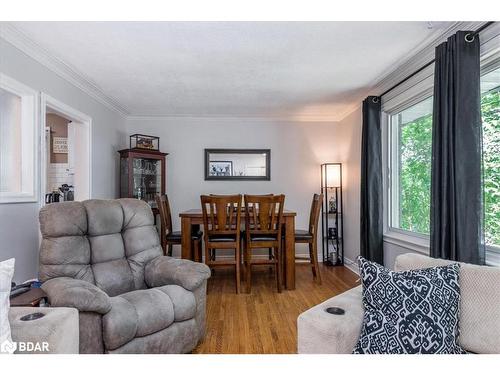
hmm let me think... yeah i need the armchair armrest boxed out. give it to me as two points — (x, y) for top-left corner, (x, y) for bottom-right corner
(42, 277), (111, 314)
(145, 256), (211, 291)
(298, 285), (364, 353)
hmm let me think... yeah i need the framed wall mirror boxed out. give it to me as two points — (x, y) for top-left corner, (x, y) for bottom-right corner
(205, 149), (271, 181)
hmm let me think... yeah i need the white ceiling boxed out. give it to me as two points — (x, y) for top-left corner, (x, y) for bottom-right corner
(8, 21), (453, 119)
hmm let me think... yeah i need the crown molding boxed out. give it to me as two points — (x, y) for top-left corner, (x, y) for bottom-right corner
(0, 22), (129, 117)
(2, 21), (492, 123)
(336, 21), (490, 122)
(127, 113), (341, 122)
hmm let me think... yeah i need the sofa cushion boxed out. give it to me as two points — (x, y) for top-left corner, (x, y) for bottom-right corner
(103, 288), (175, 350)
(157, 285), (196, 322)
(353, 256), (465, 354)
(395, 253), (500, 354)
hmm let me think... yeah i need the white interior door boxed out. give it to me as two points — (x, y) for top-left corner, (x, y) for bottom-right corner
(68, 121), (90, 201)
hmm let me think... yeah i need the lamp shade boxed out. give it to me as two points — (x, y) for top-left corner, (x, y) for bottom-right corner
(324, 164), (341, 188)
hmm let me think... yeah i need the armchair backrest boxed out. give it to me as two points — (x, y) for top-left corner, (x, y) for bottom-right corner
(39, 199), (162, 297)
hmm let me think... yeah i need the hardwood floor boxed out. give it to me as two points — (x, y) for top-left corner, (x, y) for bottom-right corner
(193, 262), (359, 354)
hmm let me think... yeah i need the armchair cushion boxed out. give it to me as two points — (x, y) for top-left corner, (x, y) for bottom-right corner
(102, 286), (196, 351)
(157, 285), (196, 322)
(145, 256), (210, 291)
(42, 277), (111, 314)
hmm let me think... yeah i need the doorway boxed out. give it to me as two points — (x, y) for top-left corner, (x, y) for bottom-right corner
(40, 94), (92, 207)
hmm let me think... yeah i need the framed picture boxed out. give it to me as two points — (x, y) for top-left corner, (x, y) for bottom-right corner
(53, 137), (68, 154)
(208, 161), (233, 177)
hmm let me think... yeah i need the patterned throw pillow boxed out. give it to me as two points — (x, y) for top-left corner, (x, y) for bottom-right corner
(353, 256), (466, 354)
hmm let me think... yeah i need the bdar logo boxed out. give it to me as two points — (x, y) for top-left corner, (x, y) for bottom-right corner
(1, 340), (17, 354)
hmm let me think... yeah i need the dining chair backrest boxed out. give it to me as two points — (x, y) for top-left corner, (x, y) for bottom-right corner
(244, 194), (285, 238)
(308, 193), (323, 236)
(155, 194), (173, 236)
(201, 194), (242, 237)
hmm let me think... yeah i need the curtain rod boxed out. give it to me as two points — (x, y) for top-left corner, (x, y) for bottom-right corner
(377, 21), (495, 100)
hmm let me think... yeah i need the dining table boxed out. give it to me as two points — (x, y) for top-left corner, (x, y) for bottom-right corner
(179, 208), (297, 290)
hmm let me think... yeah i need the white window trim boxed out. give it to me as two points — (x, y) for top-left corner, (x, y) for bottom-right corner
(381, 29), (500, 266)
(382, 67), (434, 253)
(0, 73), (39, 204)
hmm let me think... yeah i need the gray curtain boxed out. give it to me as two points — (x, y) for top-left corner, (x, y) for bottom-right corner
(430, 31), (485, 265)
(360, 96), (383, 264)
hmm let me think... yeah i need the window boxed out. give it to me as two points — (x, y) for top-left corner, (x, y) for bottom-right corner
(385, 63), (500, 256)
(388, 96), (433, 236)
(481, 65), (500, 249)
(0, 74), (38, 203)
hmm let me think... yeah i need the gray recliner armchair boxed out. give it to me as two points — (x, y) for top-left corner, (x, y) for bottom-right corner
(38, 198), (211, 354)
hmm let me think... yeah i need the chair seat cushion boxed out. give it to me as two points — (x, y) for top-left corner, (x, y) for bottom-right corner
(167, 230), (203, 243)
(208, 234), (237, 242)
(250, 235), (277, 241)
(103, 285), (196, 351)
(294, 229), (313, 241)
(243, 231), (278, 242)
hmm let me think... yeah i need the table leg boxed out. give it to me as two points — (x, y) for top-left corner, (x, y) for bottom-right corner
(181, 217), (193, 260)
(284, 216), (295, 290)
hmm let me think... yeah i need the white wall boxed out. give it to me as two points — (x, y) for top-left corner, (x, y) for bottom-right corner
(126, 116), (342, 258)
(0, 38), (127, 283)
(332, 106), (362, 269)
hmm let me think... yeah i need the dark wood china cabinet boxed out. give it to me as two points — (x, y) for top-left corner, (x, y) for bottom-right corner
(118, 148), (168, 212)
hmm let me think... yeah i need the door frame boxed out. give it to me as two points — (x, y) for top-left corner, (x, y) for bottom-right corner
(40, 93), (93, 208)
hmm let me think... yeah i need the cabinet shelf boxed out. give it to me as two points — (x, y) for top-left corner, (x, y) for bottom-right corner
(119, 148), (168, 212)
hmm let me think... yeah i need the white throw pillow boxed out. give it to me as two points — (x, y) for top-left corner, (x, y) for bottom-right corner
(0, 258), (15, 354)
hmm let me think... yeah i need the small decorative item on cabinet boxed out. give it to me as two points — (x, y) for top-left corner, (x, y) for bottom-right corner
(129, 134), (160, 151)
(320, 163), (344, 266)
(118, 147), (168, 214)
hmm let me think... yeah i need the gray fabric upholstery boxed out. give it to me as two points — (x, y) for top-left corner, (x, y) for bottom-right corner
(38, 198), (210, 354)
(9, 307), (79, 354)
(41, 277), (111, 314)
(145, 256), (211, 291)
(103, 286), (197, 351)
(108, 319), (199, 354)
(79, 312), (104, 354)
(157, 285), (196, 322)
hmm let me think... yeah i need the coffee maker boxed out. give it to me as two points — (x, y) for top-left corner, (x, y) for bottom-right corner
(59, 184), (74, 202)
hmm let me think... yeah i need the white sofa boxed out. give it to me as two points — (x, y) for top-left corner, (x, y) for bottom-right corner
(297, 253), (500, 354)
(8, 306), (79, 354)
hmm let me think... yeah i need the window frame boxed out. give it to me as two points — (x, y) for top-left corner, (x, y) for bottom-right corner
(382, 49), (500, 264)
(0, 73), (39, 204)
(382, 68), (434, 255)
(480, 56), (500, 260)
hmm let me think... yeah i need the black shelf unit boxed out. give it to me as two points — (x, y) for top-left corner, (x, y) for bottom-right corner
(320, 163), (344, 266)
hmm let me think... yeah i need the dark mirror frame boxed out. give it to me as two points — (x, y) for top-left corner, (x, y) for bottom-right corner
(204, 148), (271, 181)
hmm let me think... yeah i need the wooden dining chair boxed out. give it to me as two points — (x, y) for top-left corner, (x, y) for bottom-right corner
(155, 194), (203, 261)
(201, 194), (242, 293)
(294, 193), (323, 284)
(243, 194), (285, 293)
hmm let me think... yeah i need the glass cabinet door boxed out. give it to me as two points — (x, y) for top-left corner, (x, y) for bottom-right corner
(132, 157), (161, 207)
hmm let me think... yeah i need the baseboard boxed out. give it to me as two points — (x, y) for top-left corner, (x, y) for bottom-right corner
(343, 256), (359, 275)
